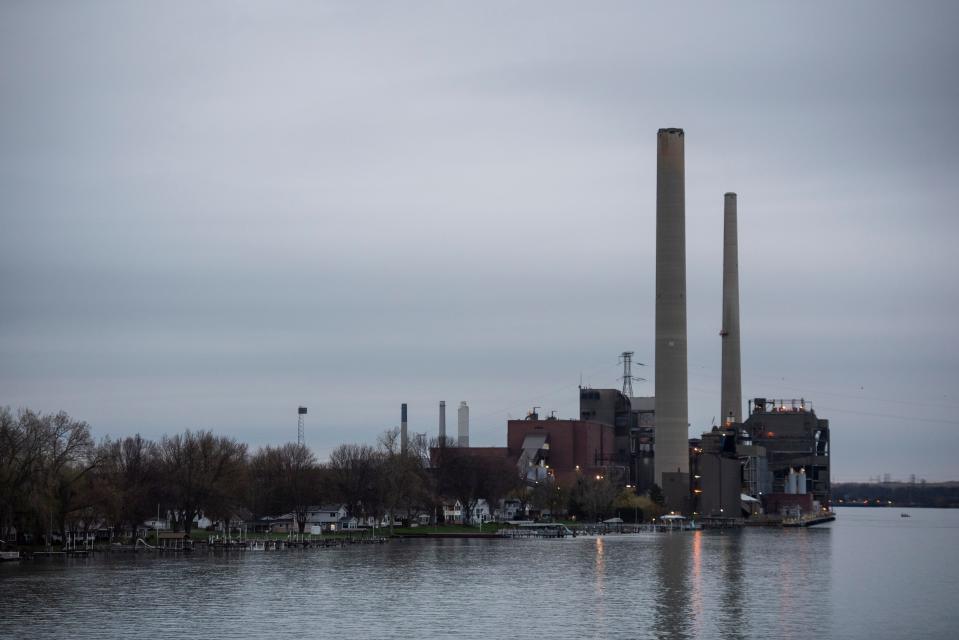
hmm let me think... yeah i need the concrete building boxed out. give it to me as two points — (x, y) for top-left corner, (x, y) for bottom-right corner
(578, 388), (663, 490)
(654, 127), (690, 510)
(691, 426), (768, 518)
(691, 433), (740, 518)
(579, 387), (633, 476)
(720, 192), (743, 424)
(629, 396), (656, 493)
(457, 401), (469, 447)
(743, 398), (831, 507)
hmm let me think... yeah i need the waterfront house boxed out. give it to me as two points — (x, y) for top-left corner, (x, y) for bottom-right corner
(443, 500), (492, 526)
(303, 505), (357, 531)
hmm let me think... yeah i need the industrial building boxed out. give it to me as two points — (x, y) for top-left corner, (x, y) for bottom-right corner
(577, 388), (657, 493)
(508, 413), (616, 486)
(743, 398), (831, 510)
(690, 425), (769, 519)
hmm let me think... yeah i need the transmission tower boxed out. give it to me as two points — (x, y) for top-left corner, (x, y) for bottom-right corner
(297, 406), (307, 445)
(619, 351), (646, 397)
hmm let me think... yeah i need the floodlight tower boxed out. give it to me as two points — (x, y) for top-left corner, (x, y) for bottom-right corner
(297, 406), (307, 445)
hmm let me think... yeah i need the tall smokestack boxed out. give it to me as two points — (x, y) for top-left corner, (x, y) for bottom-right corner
(457, 401), (469, 447)
(439, 400), (446, 442)
(654, 128), (689, 506)
(720, 192), (742, 424)
(401, 403), (408, 454)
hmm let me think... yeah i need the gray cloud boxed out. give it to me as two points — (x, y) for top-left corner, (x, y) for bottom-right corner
(2, 1), (958, 481)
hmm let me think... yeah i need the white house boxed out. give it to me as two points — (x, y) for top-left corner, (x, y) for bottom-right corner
(443, 500), (491, 525)
(303, 505), (357, 532)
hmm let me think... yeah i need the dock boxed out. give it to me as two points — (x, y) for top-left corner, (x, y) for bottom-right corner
(782, 512), (836, 527)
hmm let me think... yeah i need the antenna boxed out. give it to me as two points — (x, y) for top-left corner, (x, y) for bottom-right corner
(297, 406), (307, 445)
(619, 351), (646, 397)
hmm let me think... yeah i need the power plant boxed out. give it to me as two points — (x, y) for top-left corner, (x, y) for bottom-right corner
(400, 127), (831, 525)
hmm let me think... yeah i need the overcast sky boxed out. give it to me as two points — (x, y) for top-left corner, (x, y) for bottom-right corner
(2, 1), (957, 481)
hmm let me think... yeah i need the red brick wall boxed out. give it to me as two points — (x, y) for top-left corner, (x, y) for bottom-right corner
(507, 419), (614, 484)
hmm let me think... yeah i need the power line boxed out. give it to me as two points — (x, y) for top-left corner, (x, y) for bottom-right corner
(687, 361), (959, 411)
(815, 405), (959, 426)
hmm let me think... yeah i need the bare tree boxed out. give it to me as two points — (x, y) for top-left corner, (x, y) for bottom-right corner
(97, 435), (159, 539)
(480, 456), (523, 522)
(274, 442), (322, 533)
(248, 446), (286, 520)
(0, 407), (42, 541)
(157, 430), (246, 533)
(434, 449), (516, 526)
(0, 409), (97, 544)
(327, 443), (381, 524)
(374, 428), (431, 530)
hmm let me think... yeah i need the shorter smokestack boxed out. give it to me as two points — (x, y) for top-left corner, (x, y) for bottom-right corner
(720, 192), (742, 424)
(401, 403), (408, 453)
(439, 401), (446, 442)
(457, 401), (469, 447)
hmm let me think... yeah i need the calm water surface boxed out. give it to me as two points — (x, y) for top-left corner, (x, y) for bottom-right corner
(2, 508), (957, 639)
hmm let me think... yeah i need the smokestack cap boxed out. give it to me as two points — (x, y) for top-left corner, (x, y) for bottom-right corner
(658, 127), (684, 136)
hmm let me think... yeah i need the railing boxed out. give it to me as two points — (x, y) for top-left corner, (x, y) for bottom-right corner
(752, 398), (814, 413)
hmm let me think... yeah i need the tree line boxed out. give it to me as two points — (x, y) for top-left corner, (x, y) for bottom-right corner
(832, 482), (959, 508)
(1, 407), (664, 545)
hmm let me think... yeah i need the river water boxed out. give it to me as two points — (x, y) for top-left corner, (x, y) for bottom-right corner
(1, 508), (956, 639)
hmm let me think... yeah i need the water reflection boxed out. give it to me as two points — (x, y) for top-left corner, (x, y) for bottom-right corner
(7, 515), (920, 640)
(653, 533), (692, 640)
(594, 537), (606, 627)
(690, 530), (704, 637)
(718, 532), (745, 640)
